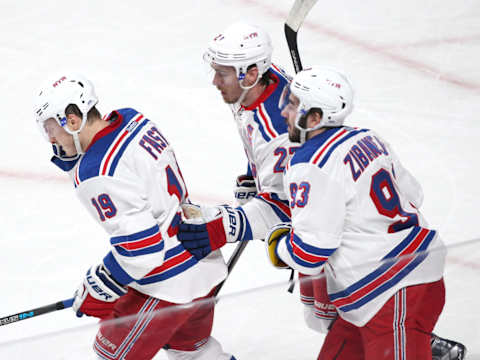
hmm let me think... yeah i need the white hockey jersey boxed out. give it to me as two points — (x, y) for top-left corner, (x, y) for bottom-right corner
(230, 65), (296, 239)
(54, 108), (227, 303)
(277, 126), (446, 326)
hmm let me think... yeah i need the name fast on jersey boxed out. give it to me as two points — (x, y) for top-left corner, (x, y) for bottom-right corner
(139, 126), (169, 160)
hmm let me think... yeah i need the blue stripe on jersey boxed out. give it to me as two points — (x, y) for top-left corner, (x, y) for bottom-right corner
(236, 206), (253, 241)
(292, 233), (337, 257)
(318, 129), (370, 168)
(329, 228), (436, 312)
(137, 257), (197, 284)
(103, 251), (135, 285)
(285, 235), (322, 268)
(110, 225), (159, 245)
(77, 108), (141, 182)
(256, 193), (291, 222)
(252, 110), (272, 142)
(115, 239), (164, 257)
(265, 66), (290, 135)
(108, 118), (149, 176)
(290, 127), (344, 166)
(136, 244), (198, 284)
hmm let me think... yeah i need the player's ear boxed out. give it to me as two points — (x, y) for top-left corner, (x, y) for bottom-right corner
(309, 111), (323, 127)
(245, 66), (259, 87)
(66, 113), (82, 131)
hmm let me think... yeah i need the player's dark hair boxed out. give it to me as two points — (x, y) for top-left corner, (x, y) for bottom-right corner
(247, 64), (271, 86)
(65, 104), (101, 123)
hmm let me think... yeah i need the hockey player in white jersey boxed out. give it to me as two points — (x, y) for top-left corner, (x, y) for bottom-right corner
(265, 66), (453, 359)
(177, 23), (466, 360)
(34, 74), (235, 360)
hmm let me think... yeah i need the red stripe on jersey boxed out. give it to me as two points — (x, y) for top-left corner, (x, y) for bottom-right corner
(312, 128), (348, 164)
(117, 233), (162, 251)
(144, 250), (192, 277)
(258, 193), (291, 217)
(257, 104), (277, 138)
(101, 114), (144, 175)
(289, 234), (329, 264)
(332, 229), (429, 308)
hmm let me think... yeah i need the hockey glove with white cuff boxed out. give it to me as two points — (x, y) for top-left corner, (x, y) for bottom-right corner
(265, 223), (291, 269)
(234, 175), (257, 205)
(178, 204), (247, 260)
(73, 264), (127, 319)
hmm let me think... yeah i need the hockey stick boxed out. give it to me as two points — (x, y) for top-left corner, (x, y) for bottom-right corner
(285, 0), (318, 73)
(0, 298), (73, 327)
(284, 0), (318, 293)
(214, 241), (248, 297)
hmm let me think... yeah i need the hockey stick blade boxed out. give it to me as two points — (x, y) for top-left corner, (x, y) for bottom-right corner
(285, 0), (318, 73)
(0, 298), (73, 326)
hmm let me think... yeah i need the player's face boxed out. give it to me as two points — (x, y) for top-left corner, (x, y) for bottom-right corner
(211, 63), (243, 104)
(281, 93), (302, 142)
(43, 118), (77, 156)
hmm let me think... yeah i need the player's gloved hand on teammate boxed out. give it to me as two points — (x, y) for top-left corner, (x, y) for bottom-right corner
(234, 175), (257, 205)
(72, 264), (127, 319)
(178, 203), (247, 261)
(265, 222), (291, 269)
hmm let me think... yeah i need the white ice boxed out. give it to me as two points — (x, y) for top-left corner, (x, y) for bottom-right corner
(0, 0), (479, 358)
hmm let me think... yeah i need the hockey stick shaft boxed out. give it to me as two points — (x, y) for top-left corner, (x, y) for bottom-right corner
(285, 0), (318, 73)
(0, 298), (73, 326)
(214, 240), (249, 297)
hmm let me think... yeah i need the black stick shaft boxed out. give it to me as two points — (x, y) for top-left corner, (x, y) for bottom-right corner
(285, 23), (303, 73)
(0, 298), (73, 326)
(214, 241), (249, 297)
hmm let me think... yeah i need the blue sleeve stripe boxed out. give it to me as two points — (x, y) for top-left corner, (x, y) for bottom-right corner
(103, 252), (135, 285)
(285, 235), (326, 268)
(256, 193), (291, 222)
(111, 225), (159, 245)
(292, 233), (337, 257)
(236, 207), (253, 241)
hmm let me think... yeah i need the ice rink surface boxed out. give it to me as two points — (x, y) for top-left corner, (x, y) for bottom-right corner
(0, 0), (479, 358)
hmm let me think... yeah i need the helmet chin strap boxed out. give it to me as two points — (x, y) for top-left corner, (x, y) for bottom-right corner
(236, 71), (262, 107)
(70, 112), (88, 155)
(72, 132), (84, 155)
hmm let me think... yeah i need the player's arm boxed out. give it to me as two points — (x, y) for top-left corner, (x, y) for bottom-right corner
(72, 175), (166, 318)
(266, 164), (344, 275)
(178, 193), (290, 260)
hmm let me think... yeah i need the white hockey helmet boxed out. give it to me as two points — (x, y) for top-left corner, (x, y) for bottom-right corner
(290, 66), (354, 132)
(34, 73), (98, 154)
(204, 22), (273, 82)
